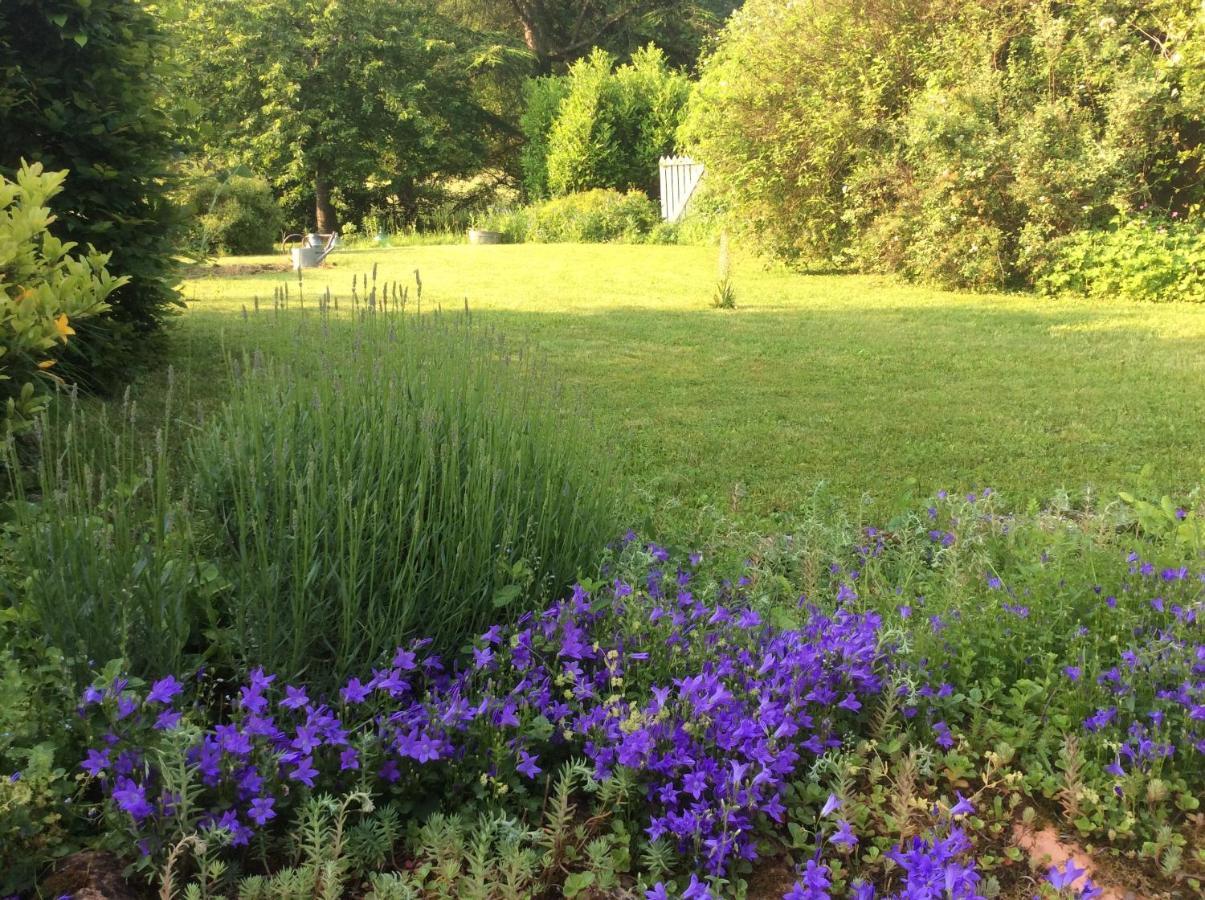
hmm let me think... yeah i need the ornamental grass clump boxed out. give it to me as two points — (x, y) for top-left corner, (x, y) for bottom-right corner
(191, 311), (621, 684)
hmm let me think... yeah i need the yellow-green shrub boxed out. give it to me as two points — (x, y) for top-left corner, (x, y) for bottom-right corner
(0, 163), (125, 432)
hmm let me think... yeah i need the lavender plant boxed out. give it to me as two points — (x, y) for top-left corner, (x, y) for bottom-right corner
(191, 311), (621, 682)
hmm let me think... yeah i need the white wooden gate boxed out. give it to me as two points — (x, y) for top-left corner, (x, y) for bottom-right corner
(658, 155), (704, 222)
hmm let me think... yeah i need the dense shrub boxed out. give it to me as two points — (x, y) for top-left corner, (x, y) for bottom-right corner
(1037, 215), (1205, 303)
(518, 75), (572, 200)
(522, 189), (661, 242)
(0, 0), (179, 385)
(686, 0), (1203, 293)
(0, 164), (124, 435)
(178, 173), (285, 256)
(523, 46), (691, 200)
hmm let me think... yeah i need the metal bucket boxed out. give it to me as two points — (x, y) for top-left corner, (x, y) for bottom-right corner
(467, 229), (502, 245)
(292, 246), (319, 270)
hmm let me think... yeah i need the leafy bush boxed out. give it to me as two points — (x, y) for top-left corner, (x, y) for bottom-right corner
(519, 75), (572, 200)
(0, 628), (81, 894)
(529, 45), (690, 200)
(191, 313), (620, 683)
(1037, 215), (1205, 303)
(178, 173), (285, 256)
(687, 0), (1203, 292)
(0, 0), (180, 386)
(0, 163), (124, 435)
(522, 189), (660, 243)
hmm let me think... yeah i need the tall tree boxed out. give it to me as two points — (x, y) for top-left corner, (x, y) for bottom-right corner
(171, 0), (521, 232)
(442, 0), (739, 72)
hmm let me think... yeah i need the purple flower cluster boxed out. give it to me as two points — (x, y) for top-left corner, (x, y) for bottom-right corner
(779, 819), (984, 900)
(79, 549), (885, 877)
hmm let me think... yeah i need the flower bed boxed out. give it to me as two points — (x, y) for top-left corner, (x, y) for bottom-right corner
(71, 493), (1204, 897)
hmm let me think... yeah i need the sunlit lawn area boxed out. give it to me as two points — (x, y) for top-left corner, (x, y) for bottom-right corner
(176, 242), (1205, 531)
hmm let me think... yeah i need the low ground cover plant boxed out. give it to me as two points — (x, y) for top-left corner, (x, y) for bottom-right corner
(1037, 215), (1205, 304)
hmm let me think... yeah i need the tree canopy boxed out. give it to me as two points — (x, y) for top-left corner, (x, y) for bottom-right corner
(169, 0), (526, 232)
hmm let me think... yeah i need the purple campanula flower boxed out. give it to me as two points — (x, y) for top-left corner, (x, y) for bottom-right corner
(820, 793), (841, 817)
(1047, 858), (1086, 891)
(248, 795), (276, 826)
(340, 678), (369, 705)
(81, 748), (110, 777)
(146, 675), (184, 705)
(829, 819), (858, 848)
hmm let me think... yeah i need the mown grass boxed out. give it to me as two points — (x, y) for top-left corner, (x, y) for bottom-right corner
(177, 243), (1205, 535)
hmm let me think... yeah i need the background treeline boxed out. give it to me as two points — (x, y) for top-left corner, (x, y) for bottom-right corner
(686, 0), (1203, 298)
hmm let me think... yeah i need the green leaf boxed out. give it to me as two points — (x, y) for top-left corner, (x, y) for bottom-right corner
(492, 583), (522, 608)
(72, 33), (89, 47)
(563, 871), (595, 897)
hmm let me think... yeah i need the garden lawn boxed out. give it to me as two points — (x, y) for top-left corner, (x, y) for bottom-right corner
(177, 242), (1205, 532)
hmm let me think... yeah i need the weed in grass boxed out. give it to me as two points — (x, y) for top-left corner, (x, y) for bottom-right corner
(711, 231), (735, 310)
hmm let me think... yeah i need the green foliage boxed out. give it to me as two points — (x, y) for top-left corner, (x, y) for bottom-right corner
(170, 0), (523, 232)
(167, 762), (636, 899)
(0, 163), (123, 435)
(519, 76), (571, 199)
(1037, 215), (1205, 303)
(711, 232), (735, 308)
(177, 172), (285, 257)
(439, 0), (738, 72)
(688, 0), (1204, 293)
(521, 189), (661, 243)
(0, 0), (180, 387)
(2, 381), (220, 682)
(0, 626), (81, 894)
(538, 46), (691, 198)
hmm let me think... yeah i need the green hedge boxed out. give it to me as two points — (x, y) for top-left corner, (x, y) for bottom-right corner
(522, 46), (690, 201)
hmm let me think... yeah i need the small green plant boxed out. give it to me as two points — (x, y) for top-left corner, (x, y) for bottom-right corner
(0, 629), (81, 893)
(176, 169), (285, 257)
(711, 231), (736, 309)
(0, 161), (124, 434)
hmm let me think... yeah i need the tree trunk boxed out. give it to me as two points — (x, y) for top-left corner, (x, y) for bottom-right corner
(516, 0), (552, 73)
(315, 169), (336, 233)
